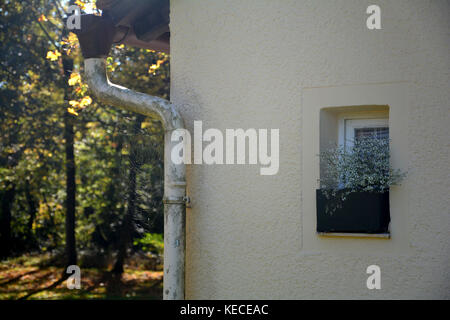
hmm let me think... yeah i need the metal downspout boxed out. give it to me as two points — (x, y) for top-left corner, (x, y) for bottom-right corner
(83, 58), (186, 300)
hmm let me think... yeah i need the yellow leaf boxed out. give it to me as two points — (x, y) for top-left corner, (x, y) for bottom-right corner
(69, 100), (79, 107)
(38, 14), (48, 22)
(148, 64), (158, 74)
(68, 72), (81, 86)
(61, 33), (79, 48)
(141, 122), (150, 129)
(79, 96), (92, 107)
(75, 0), (86, 10)
(148, 59), (167, 74)
(46, 50), (61, 61)
(68, 32), (78, 43)
(67, 107), (79, 116)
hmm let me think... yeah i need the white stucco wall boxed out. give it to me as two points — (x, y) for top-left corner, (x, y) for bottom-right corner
(170, 0), (450, 299)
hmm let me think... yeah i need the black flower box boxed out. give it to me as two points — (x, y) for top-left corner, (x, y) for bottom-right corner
(316, 189), (390, 234)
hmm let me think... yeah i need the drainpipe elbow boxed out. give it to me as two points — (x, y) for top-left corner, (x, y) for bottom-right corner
(83, 57), (184, 131)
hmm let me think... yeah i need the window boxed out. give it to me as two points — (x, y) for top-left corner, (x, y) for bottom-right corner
(315, 114), (392, 235)
(341, 118), (389, 150)
(302, 83), (411, 250)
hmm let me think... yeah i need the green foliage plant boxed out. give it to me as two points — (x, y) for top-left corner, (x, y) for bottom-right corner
(319, 135), (406, 214)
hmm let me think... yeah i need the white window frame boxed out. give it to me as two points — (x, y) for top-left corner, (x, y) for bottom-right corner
(339, 118), (389, 150)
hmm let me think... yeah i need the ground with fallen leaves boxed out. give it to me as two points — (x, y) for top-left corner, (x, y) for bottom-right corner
(0, 254), (163, 300)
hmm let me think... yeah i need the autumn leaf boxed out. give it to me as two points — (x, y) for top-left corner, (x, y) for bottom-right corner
(67, 107), (79, 116)
(79, 96), (92, 107)
(68, 96), (92, 113)
(46, 50), (61, 61)
(74, 0), (97, 12)
(69, 100), (79, 107)
(148, 60), (163, 74)
(61, 33), (79, 54)
(62, 33), (78, 47)
(68, 73), (81, 86)
(148, 64), (158, 74)
(38, 14), (48, 22)
(74, 0), (86, 10)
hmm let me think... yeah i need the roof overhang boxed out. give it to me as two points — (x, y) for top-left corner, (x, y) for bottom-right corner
(75, 0), (170, 58)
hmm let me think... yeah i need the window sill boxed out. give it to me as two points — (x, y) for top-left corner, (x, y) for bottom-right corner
(317, 232), (391, 239)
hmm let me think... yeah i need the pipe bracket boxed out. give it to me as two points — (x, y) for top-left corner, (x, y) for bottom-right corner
(163, 196), (191, 207)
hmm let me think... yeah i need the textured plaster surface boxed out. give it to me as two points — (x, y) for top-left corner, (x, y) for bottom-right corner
(170, 0), (450, 299)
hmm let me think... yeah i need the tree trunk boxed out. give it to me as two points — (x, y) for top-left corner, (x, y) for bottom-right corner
(63, 56), (77, 267)
(112, 116), (143, 274)
(112, 167), (136, 275)
(58, 0), (78, 269)
(64, 112), (77, 266)
(0, 185), (15, 259)
(24, 180), (37, 246)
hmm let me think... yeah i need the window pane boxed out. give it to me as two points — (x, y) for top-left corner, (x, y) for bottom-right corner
(354, 127), (389, 140)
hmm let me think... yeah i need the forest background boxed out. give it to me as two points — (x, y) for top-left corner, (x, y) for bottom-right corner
(0, 0), (168, 299)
